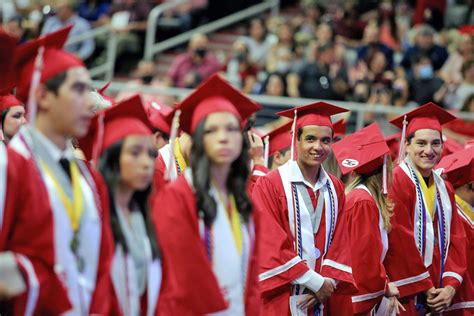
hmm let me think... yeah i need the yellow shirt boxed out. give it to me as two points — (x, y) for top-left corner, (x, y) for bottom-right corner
(455, 195), (474, 222)
(415, 170), (437, 219)
(174, 140), (187, 173)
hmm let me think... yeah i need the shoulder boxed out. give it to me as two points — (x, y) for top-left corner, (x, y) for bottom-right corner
(391, 165), (411, 184)
(327, 172), (345, 194)
(346, 188), (377, 209)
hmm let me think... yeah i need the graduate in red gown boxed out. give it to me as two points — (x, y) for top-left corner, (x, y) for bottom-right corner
(262, 121), (292, 172)
(0, 94), (25, 144)
(144, 100), (172, 152)
(252, 102), (356, 316)
(386, 102), (467, 315)
(437, 146), (474, 314)
(9, 26), (114, 314)
(152, 74), (262, 315)
(79, 95), (162, 316)
(332, 123), (409, 315)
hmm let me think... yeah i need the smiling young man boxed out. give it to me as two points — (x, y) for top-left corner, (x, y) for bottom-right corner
(386, 102), (467, 315)
(252, 102), (356, 316)
(9, 27), (113, 314)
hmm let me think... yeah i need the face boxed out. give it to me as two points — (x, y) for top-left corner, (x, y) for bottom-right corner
(297, 125), (332, 169)
(370, 51), (387, 74)
(119, 135), (155, 191)
(405, 129), (443, 177)
(266, 75), (284, 96)
(273, 148), (291, 169)
(55, 1), (73, 21)
(153, 131), (169, 151)
(250, 20), (265, 40)
(40, 67), (94, 139)
(3, 105), (26, 140)
(203, 112), (243, 168)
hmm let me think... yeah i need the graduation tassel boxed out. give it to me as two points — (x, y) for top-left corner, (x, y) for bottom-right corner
(382, 153), (388, 195)
(91, 112), (105, 168)
(165, 109), (181, 181)
(263, 135), (269, 168)
(397, 115), (408, 164)
(290, 109), (297, 161)
(26, 46), (44, 124)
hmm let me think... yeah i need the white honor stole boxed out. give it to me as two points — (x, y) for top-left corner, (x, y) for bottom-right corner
(207, 185), (252, 316)
(10, 130), (102, 315)
(278, 160), (339, 295)
(158, 143), (178, 180)
(399, 160), (452, 268)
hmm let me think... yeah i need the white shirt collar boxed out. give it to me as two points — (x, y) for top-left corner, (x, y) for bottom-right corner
(34, 128), (75, 162)
(286, 160), (330, 191)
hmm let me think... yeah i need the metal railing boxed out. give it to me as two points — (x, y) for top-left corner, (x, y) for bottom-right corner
(66, 25), (117, 81)
(144, 0), (280, 61)
(91, 80), (474, 130)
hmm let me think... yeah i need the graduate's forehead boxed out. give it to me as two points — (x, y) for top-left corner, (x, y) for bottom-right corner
(300, 125), (332, 138)
(410, 129), (442, 142)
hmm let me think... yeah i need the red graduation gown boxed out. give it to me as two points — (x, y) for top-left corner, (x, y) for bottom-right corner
(0, 146), (71, 315)
(386, 165), (467, 315)
(252, 168), (356, 316)
(248, 164), (269, 195)
(152, 176), (260, 316)
(338, 188), (390, 315)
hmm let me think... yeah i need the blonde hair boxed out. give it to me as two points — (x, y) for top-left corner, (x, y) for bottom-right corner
(346, 159), (394, 231)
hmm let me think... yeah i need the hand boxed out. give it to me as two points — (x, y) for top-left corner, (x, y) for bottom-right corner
(385, 282), (400, 298)
(0, 283), (15, 300)
(297, 293), (319, 310)
(426, 286), (456, 313)
(387, 296), (406, 315)
(314, 279), (335, 303)
(247, 131), (265, 166)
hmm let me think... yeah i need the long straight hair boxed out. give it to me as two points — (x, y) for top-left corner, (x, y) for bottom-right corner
(346, 159), (394, 231)
(190, 117), (253, 227)
(99, 140), (160, 259)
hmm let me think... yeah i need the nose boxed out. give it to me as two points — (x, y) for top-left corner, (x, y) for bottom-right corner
(140, 153), (154, 170)
(217, 129), (230, 143)
(424, 144), (434, 155)
(313, 140), (323, 151)
(20, 116), (27, 125)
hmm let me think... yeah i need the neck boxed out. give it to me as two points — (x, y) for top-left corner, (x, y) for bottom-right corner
(115, 183), (134, 213)
(210, 163), (230, 194)
(35, 116), (69, 150)
(297, 160), (320, 186)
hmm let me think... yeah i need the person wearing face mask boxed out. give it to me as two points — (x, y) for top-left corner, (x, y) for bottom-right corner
(165, 33), (221, 88)
(224, 40), (258, 94)
(409, 54), (445, 105)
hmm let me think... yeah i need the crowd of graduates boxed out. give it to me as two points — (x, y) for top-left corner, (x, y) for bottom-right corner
(0, 23), (473, 316)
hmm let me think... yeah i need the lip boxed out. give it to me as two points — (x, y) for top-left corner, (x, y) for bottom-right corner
(217, 149), (233, 156)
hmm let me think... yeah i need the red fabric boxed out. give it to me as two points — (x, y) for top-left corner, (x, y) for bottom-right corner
(445, 119), (474, 138)
(0, 94), (23, 112)
(0, 147), (71, 315)
(386, 166), (467, 312)
(414, 0), (446, 25)
(252, 169), (356, 316)
(248, 164), (269, 195)
(152, 176), (261, 315)
(343, 189), (389, 314)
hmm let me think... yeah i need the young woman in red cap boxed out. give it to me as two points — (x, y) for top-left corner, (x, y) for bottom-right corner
(387, 102), (468, 315)
(0, 95), (25, 143)
(332, 123), (409, 315)
(78, 95), (161, 316)
(152, 75), (262, 315)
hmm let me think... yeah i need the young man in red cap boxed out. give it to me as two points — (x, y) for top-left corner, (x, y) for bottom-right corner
(263, 121), (292, 171)
(387, 102), (467, 315)
(437, 146), (474, 314)
(252, 102), (356, 316)
(0, 94), (25, 143)
(9, 27), (114, 314)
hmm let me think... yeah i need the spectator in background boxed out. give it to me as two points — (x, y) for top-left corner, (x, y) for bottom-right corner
(409, 54), (445, 105)
(42, 0), (95, 60)
(77, 0), (110, 25)
(287, 41), (349, 100)
(315, 22), (334, 46)
(224, 40), (258, 94)
(400, 24), (448, 72)
(265, 23), (296, 75)
(334, 3), (367, 46)
(440, 33), (473, 85)
(262, 73), (287, 96)
(240, 18), (277, 68)
(378, 3), (400, 52)
(442, 59), (474, 110)
(443, 93), (474, 144)
(3, 15), (27, 43)
(357, 22), (394, 69)
(165, 33), (221, 88)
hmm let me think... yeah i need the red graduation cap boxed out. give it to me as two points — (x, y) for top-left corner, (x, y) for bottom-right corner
(385, 132), (401, 163)
(0, 29), (19, 94)
(277, 101), (349, 131)
(263, 121), (293, 157)
(97, 81), (116, 106)
(0, 94), (23, 112)
(436, 146), (474, 188)
(174, 74), (261, 134)
(14, 26), (84, 102)
(332, 123), (390, 175)
(332, 119), (346, 138)
(145, 100), (173, 134)
(78, 94), (152, 162)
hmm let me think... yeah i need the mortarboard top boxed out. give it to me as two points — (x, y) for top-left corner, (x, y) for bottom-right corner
(263, 121), (293, 156)
(78, 94), (152, 161)
(277, 101), (349, 131)
(436, 146), (474, 188)
(145, 100), (173, 134)
(14, 26), (84, 102)
(174, 74), (261, 134)
(0, 29), (19, 94)
(390, 102), (457, 136)
(332, 123), (390, 175)
(332, 119), (346, 138)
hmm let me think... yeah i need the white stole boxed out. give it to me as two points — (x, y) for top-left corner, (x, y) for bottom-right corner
(158, 143), (177, 180)
(0, 142), (7, 231)
(111, 245), (140, 316)
(278, 161), (339, 294)
(399, 160), (452, 268)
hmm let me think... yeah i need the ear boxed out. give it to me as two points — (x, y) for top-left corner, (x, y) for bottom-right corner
(35, 84), (51, 112)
